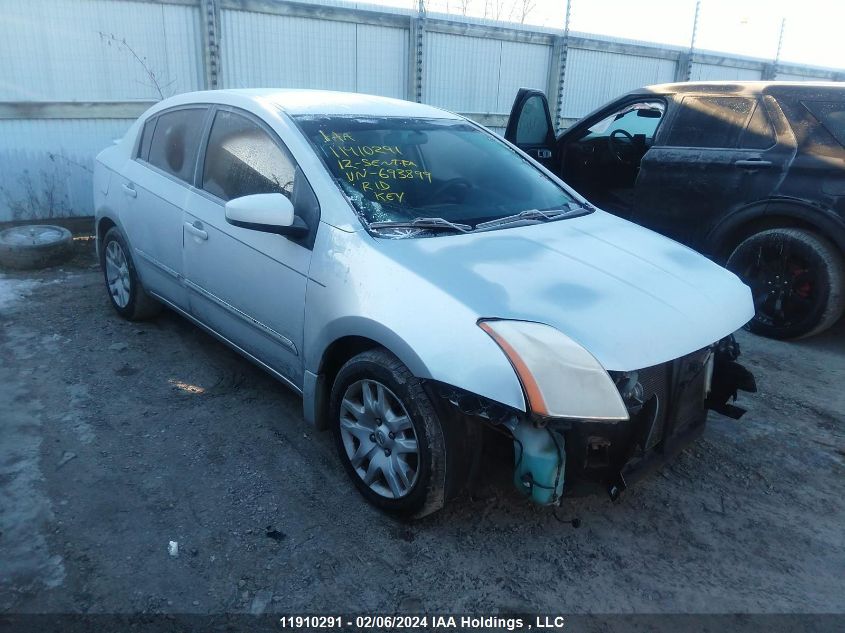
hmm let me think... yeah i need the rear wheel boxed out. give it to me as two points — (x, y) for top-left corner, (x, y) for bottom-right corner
(329, 348), (470, 519)
(100, 227), (161, 321)
(727, 228), (844, 339)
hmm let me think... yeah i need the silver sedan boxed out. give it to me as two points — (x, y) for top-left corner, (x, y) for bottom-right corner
(94, 89), (756, 517)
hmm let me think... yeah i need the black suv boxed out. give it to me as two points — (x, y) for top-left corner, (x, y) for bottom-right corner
(506, 82), (845, 339)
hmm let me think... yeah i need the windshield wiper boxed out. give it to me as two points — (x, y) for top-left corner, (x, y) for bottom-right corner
(369, 217), (473, 233)
(473, 202), (590, 231)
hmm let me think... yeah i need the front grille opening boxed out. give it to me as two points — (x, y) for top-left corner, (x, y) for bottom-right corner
(616, 348), (710, 452)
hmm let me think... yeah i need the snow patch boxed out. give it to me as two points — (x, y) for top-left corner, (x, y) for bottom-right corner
(0, 275), (39, 311)
(0, 273), (73, 313)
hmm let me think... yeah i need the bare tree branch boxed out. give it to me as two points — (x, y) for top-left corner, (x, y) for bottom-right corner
(97, 31), (171, 100)
(519, 0), (536, 23)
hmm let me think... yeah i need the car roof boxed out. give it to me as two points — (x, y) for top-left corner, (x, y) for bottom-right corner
(638, 80), (845, 98)
(151, 89), (460, 119)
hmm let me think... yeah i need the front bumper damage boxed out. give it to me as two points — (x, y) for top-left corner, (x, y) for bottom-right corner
(437, 335), (756, 506)
(560, 335), (757, 501)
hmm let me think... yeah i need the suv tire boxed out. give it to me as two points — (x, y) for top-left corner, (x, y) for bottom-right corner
(727, 228), (844, 339)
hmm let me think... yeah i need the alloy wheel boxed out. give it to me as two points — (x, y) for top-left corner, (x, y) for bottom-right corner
(105, 240), (131, 308)
(739, 240), (820, 329)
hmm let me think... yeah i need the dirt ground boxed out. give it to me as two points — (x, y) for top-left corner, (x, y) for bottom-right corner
(1, 238), (843, 622)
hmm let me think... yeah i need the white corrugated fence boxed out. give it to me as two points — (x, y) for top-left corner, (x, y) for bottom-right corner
(0, 0), (841, 220)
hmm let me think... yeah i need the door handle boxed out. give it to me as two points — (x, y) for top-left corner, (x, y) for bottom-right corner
(735, 159), (772, 168)
(184, 221), (208, 241)
(121, 183), (137, 197)
(532, 149), (553, 159)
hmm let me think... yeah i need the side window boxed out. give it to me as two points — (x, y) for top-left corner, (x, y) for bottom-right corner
(802, 101), (845, 148)
(775, 98), (844, 159)
(202, 110), (297, 202)
(147, 108), (207, 183)
(665, 96), (754, 148)
(137, 117), (157, 160)
(516, 95), (551, 145)
(740, 101), (776, 149)
(583, 101), (665, 140)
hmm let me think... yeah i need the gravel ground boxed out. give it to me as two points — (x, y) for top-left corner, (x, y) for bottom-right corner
(1, 239), (843, 622)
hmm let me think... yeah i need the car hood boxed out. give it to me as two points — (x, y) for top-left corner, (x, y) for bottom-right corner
(375, 210), (754, 371)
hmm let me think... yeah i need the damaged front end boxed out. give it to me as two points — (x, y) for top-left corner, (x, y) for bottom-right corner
(436, 335), (756, 506)
(566, 334), (756, 500)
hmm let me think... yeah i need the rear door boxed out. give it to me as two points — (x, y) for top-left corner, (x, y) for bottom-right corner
(633, 94), (792, 248)
(121, 106), (210, 309)
(504, 88), (557, 171)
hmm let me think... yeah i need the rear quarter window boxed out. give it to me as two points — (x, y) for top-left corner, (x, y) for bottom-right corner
(137, 117), (157, 160)
(802, 101), (845, 147)
(147, 107), (208, 183)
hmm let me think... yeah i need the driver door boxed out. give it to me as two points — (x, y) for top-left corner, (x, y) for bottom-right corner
(504, 89), (557, 171)
(555, 100), (666, 217)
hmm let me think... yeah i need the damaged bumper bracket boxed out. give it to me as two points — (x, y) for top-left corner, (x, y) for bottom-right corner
(705, 335), (757, 419)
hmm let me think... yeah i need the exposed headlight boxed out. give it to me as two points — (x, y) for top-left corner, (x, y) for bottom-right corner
(478, 319), (628, 421)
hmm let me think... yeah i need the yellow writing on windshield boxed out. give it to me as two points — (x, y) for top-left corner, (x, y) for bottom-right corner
(318, 129), (434, 206)
(318, 130), (355, 142)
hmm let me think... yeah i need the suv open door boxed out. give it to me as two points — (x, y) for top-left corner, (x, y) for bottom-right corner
(505, 88), (557, 171)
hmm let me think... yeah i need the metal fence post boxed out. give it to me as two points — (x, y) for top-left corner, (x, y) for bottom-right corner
(762, 62), (777, 81)
(682, 0), (701, 82)
(200, 0), (221, 89)
(546, 36), (562, 126)
(547, 0), (571, 129)
(767, 17), (786, 80)
(408, 0), (425, 102)
(674, 51), (690, 82)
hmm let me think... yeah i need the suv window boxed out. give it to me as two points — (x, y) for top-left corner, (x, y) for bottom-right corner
(202, 110), (297, 202)
(802, 101), (845, 147)
(666, 96), (754, 148)
(147, 108), (207, 183)
(740, 101), (776, 149)
(584, 101), (665, 140)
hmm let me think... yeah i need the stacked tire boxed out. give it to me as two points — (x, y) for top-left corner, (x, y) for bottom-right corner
(0, 225), (73, 270)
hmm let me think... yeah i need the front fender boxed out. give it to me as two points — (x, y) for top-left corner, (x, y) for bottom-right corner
(303, 226), (527, 414)
(305, 306), (527, 414)
(307, 315), (432, 380)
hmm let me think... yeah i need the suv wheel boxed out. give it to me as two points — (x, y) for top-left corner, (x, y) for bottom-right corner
(100, 227), (161, 321)
(727, 228), (844, 339)
(329, 348), (469, 518)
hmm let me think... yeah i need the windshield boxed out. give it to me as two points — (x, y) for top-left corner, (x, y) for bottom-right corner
(293, 115), (578, 230)
(584, 102), (665, 139)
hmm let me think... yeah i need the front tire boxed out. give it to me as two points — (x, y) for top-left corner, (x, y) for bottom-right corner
(330, 348), (463, 519)
(100, 227), (161, 321)
(727, 228), (844, 339)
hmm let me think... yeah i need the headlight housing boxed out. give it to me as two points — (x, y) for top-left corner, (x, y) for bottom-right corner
(479, 319), (628, 421)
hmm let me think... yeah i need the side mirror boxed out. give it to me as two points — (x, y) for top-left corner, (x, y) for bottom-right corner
(225, 193), (308, 237)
